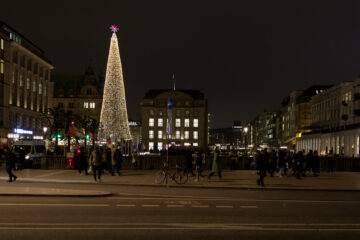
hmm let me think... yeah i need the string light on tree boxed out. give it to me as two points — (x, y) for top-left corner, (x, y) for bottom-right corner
(99, 25), (132, 142)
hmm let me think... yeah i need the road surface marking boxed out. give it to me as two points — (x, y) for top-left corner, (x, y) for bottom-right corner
(108, 197), (360, 204)
(191, 205), (209, 208)
(215, 206), (234, 208)
(110, 193), (224, 199)
(240, 206), (258, 209)
(0, 203), (109, 207)
(35, 170), (69, 178)
(167, 205), (184, 208)
(116, 204), (136, 207)
(142, 204), (160, 207)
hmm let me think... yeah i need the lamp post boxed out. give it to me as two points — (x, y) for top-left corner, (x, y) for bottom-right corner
(243, 127), (249, 151)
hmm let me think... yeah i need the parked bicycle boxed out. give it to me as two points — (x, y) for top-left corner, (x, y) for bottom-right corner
(154, 162), (188, 184)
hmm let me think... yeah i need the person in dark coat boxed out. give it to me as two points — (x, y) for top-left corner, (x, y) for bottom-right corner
(277, 150), (286, 177)
(304, 150), (314, 176)
(313, 150), (320, 176)
(5, 148), (17, 182)
(256, 150), (267, 186)
(294, 151), (304, 179)
(111, 147), (122, 176)
(77, 148), (88, 175)
(184, 150), (195, 176)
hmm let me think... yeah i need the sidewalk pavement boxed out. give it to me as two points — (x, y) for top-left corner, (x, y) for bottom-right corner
(0, 168), (359, 194)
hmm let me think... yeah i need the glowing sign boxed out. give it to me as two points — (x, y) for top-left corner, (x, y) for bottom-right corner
(110, 24), (119, 33)
(14, 128), (33, 135)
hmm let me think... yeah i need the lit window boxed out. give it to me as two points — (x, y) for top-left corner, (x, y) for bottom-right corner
(184, 142), (191, 146)
(26, 78), (30, 89)
(175, 131), (180, 139)
(193, 119), (199, 128)
(38, 83), (42, 94)
(149, 142), (154, 150)
(90, 102), (95, 108)
(184, 131), (189, 139)
(83, 102), (89, 108)
(193, 143), (198, 147)
(68, 103), (74, 108)
(0, 38), (3, 50)
(193, 131), (198, 139)
(158, 118), (163, 127)
(44, 86), (47, 96)
(149, 130), (154, 139)
(32, 81), (36, 92)
(184, 119), (190, 127)
(158, 130), (163, 139)
(149, 118), (154, 127)
(0, 59), (4, 74)
(158, 142), (163, 151)
(19, 74), (23, 86)
(175, 118), (181, 127)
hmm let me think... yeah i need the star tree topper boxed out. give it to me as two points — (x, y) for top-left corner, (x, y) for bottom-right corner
(110, 24), (119, 33)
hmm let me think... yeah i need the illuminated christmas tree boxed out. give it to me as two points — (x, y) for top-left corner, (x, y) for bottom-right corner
(99, 25), (131, 141)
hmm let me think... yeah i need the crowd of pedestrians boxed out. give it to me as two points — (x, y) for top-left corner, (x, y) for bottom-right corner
(255, 148), (320, 186)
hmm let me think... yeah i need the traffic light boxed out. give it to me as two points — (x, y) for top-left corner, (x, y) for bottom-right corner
(86, 134), (90, 140)
(56, 134), (62, 138)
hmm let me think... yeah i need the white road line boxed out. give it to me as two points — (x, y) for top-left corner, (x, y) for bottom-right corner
(167, 205), (184, 208)
(142, 204), (160, 207)
(0, 203), (109, 207)
(191, 205), (209, 208)
(240, 206), (259, 209)
(111, 193), (225, 199)
(116, 204), (136, 207)
(35, 170), (69, 178)
(215, 206), (234, 208)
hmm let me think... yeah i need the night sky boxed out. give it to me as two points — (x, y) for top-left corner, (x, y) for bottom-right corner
(2, 1), (360, 128)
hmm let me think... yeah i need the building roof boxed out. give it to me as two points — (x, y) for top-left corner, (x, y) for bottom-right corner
(0, 21), (52, 65)
(143, 89), (205, 100)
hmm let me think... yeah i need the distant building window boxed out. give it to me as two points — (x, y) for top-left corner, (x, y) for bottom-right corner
(86, 88), (92, 94)
(19, 74), (23, 87)
(193, 119), (199, 128)
(184, 131), (189, 139)
(185, 110), (189, 115)
(149, 142), (154, 150)
(83, 102), (89, 108)
(44, 86), (47, 96)
(68, 103), (74, 108)
(38, 83), (42, 94)
(0, 38), (3, 50)
(175, 118), (181, 127)
(32, 81), (36, 92)
(158, 130), (163, 139)
(149, 118), (154, 127)
(184, 142), (191, 147)
(58, 103), (63, 108)
(26, 78), (30, 89)
(193, 131), (198, 140)
(90, 102), (95, 109)
(175, 131), (180, 139)
(158, 142), (163, 151)
(193, 143), (198, 147)
(158, 111), (163, 116)
(149, 110), (154, 116)
(0, 59), (4, 74)
(158, 118), (163, 127)
(149, 130), (154, 139)
(184, 119), (190, 127)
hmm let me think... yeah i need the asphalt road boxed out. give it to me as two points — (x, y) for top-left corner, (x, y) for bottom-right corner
(0, 182), (359, 240)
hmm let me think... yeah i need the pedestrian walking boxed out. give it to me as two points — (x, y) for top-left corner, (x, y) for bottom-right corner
(313, 150), (320, 176)
(89, 147), (102, 182)
(269, 150), (277, 177)
(195, 150), (205, 182)
(131, 149), (138, 168)
(184, 150), (195, 176)
(256, 150), (267, 186)
(111, 147), (121, 176)
(294, 151), (304, 179)
(277, 150), (286, 177)
(5, 148), (17, 182)
(305, 150), (314, 176)
(208, 148), (222, 179)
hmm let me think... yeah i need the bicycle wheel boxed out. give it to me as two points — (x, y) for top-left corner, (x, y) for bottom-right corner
(154, 170), (166, 184)
(173, 171), (188, 184)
